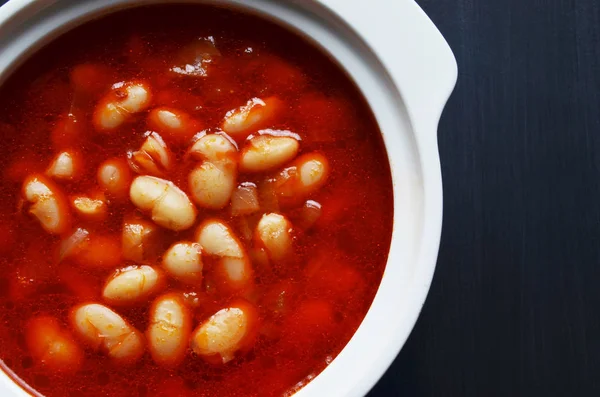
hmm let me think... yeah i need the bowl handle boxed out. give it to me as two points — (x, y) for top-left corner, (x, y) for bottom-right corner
(317, 0), (457, 145)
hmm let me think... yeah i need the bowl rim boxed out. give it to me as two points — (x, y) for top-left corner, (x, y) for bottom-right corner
(0, 0), (457, 396)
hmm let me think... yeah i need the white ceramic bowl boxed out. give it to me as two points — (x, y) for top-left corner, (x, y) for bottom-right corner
(0, 0), (457, 396)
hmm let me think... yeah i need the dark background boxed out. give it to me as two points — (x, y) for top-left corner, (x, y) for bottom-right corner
(370, 0), (600, 396)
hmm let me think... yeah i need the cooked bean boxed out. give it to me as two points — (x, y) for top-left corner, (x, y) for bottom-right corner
(196, 220), (245, 259)
(98, 158), (133, 199)
(162, 242), (203, 285)
(128, 131), (173, 177)
(272, 152), (330, 202)
(46, 150), (83, 181)
(122, 215), (163, 264)
(188, 133), (238, 209)
(195, 220), (252, 291)
(148, 107), (184, 131)
(118, 83), (152, 112)
(189, 162), (236, 210)
(26, 316), (83, 372)
(147, 107), (199, 145)
(147, 293), (192, 367)
(71, 303), (144, 363)
(93, 81), (151, 131)
(190, 300), (258, 364)
(297, 154), (329, 190)
(22, 174), (71, 235)
(188, 133), (238, 165)
(239, 133), (299, 173)
(70, 192), (108, 222)
(255, 213), (293, 262)
(222, 97), (282, 139)
(103, 265), (164, 305)
(130, 176), (197, 231)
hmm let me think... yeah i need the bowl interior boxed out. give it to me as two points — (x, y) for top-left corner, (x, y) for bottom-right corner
(0, 1), (426, 396)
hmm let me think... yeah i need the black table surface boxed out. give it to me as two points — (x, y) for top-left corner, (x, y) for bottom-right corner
(1, 0), (597, 396)
(370, 0), (600, 396)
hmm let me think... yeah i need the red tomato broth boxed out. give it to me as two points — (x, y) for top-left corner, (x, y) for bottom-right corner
(0, 4), (393, 397)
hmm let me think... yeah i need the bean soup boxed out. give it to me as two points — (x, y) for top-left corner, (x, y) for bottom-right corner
(0, 4), (393, 397)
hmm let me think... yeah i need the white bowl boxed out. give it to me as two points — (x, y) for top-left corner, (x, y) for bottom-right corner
(0, 0), (457, 396)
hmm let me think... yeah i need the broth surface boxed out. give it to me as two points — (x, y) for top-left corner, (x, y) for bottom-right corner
(0, 5), (393, 397)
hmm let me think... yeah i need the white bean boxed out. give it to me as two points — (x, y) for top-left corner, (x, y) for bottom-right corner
(103, 265), (164, 305)
(222, 97), (282, 139)
(147, 293), (192, 367)
(128, 132), (173, 177)
(162, 242), (203, 285)
(255, 213), (293, 262)
(188, 133), (238, 209)
(273, 152), (330, 202)
(195, 220), (252, 291)
(46, 150), (83, 181)
(71, 303), (144, 363)
(298, 155), (329, 189)
(188, 162), (236, 210)
(240, 133), (299, 173)
(188, 133), (238, 165)
(26, 316), (83, 373)
(190, 300), (258, 364)
(147, 107), (198, 145)
(130, 176), (197, 231)
(98, 158), (132, 199)
(196, 220), (244, 258)
(22, 174), (71, 235)
(71, 193), (108, 222)
(94, 81), (151, 132)
(151, 108), (183, 130)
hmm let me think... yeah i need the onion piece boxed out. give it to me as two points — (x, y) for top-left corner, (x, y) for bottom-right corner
(231, 183), (259, 217)
(257, 179), (279, 213)
(71, 192), (108, 222)
(122, 216), (164, 264)
(127, 132), (173, 177)
(236, 217), (253, 241)
(298, 200), (322, 230)
(58, 228), (89, 262)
